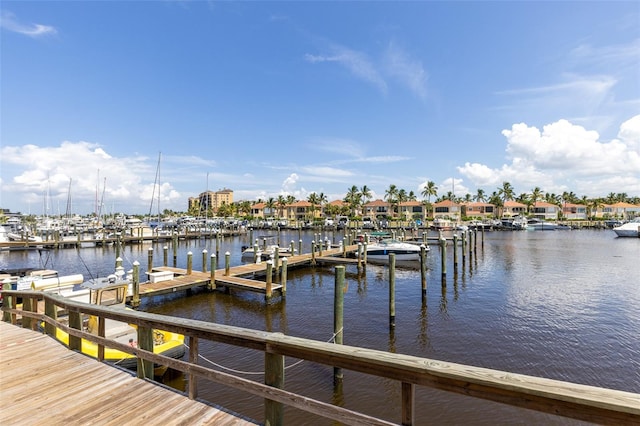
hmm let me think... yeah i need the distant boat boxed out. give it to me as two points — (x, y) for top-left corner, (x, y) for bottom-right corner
(613, 218), (640, 238)
(366, 239), (427, 262)
(432, 218), (455, 231)
(527, 218), (557, 231)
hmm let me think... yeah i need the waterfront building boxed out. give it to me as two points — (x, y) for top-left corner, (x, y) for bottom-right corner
(503, 200), (528, 217)
(532, 201), (560, 220)
(188, 189), (234, 215)
(363, 199), (391, 219)
(398, 200), (425, 221)
(461, 202), (495, 219)
(562, 203), (588, 220)
(432, 199), (462, 221)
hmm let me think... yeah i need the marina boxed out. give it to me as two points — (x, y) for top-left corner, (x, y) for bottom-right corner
(1, 228), (639, 424)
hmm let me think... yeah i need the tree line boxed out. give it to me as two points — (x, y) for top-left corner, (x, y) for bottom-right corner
(181, 181), (638, 220)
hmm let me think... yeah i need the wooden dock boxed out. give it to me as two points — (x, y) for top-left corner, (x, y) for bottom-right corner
(0, 321), (255, 425)
(132, 245), (361, 300)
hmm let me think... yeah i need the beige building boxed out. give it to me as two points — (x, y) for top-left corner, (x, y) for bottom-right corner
(188, 189), (233, 214)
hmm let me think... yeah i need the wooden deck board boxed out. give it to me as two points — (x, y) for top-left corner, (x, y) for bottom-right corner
(129, 245), (360, 300)
(0, 322), (256, 425)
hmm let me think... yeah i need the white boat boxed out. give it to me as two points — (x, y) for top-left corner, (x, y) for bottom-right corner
(613, 218), (640, 238)
(432, 218), (455, 231)
(241, 244), (295, 262)
(527, 219), (557, 231)
(366, 239), (427, 262)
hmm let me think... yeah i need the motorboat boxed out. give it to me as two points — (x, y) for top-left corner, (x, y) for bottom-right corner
(613, 218), (640, 238)
(432, 218), (455, 231)
(500, 216), (528, 230)
(241, 244), (295, 262)
(45, 273), (185, 371)
(527, 218), (557, 231)
(366, 239), (427, 262)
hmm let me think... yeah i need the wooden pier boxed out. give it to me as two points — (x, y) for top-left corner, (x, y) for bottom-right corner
(0, 321), (255, 425)
(131, 245), (361, 301)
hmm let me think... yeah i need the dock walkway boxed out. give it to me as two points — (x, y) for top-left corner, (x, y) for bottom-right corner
(133, 245), (360, 300)
(0, 321), (255, 425)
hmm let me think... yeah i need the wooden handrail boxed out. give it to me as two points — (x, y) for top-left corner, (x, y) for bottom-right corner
(2, 289), (639, 425)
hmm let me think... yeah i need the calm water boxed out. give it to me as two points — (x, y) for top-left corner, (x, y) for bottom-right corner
(2, 229), (639, 425)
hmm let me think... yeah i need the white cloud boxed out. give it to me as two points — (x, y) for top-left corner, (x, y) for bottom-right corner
(0, 141), (181, 213)
(458, 116), (640, 196)
(281, 173), (299, 194)
(383, 42), (427, 99)
(1, 11), (57, 37)
(300, 166), (353, 177)
(305, 45), (388, 94)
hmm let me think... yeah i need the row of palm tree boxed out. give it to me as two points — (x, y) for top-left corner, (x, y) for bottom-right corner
(178, 181), (637, 220)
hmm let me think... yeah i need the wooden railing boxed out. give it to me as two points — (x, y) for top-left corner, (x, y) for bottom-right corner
(2, 289), (639, 425)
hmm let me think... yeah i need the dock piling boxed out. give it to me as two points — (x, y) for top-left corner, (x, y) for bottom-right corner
(389, 253), (396, 328)
(334, 265), (345, 382)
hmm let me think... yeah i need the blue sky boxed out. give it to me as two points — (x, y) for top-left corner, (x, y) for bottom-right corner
(1, 1), (639, 215)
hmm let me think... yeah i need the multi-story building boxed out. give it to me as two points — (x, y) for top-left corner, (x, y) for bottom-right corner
(188, 188), (233, 215)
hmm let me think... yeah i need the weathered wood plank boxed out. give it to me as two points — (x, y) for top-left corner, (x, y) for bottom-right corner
(0, 322), (256, 426)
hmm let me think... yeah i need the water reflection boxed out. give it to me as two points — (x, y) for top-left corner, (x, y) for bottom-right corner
(2, 229), (638, 424)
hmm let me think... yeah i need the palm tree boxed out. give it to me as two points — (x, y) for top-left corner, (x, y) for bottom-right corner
(488, 191), (504, 218)
(384, 184), (399, 217)
(276, 195), (287, 219)
(238, 200), (252, 217)
(498, 181), (515, 203)
(360, 185), (372, 204)
(421, 181), (437, 203)
(344, 185), (361, 217)
(317, 192), (328, 217)
(307, 192), (320, 220)
(474, 189), (486, 202)
(264, 197), (276, 219)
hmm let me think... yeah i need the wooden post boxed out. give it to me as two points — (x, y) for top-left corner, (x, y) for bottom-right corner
(311, 241), (316, 265)
(264, 347), (284, 425)
(68, 310), (82, 351)
(163, 246), (168, 267)
(209, 254), (216, 290)
(281, 257), (288, 298)
(187, 251), (193, 275)
(225, 251), (230, 276)
(188, 336), (199, 399)
(147, 247), (153, 273)
(363, 242), (368, 264)
(342, 237), (347, 258)
(453, 234), (459, 272)
(137, 325), (154, 380)
(265, 261), (273, 301)
(253, 242), (259, 263)
(334, 265), (345, 382)
(2, 292), (14, 323)
(202, 249), (208, 273)
(389, 253), (396, 328)
(440, 237), (447, 281)
(44, 297), (57, 336)
(274, 247), (280, 275)
(420, 245), (428, 296)
(88, 309), (101, 360)
(173, 233), (178, 267)
(298, 239), (303, 257)
(21, 295), (34, 329)
(402, 382), (416, 426)
(132, 261), (140, 308)
(115, 239), (120, 263)
(462, 231), (467, 264)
